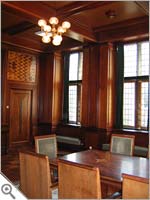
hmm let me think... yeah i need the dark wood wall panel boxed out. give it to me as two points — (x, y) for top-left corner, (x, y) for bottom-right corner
(81, 45), (99, 127)
(97, 44), (108, 129)
(1, 49), (8, 124)
(38, 53), (54, 124)
(96, 43), (116, 134)
(1, 124), (9, 154)
(2, 40), (148, 149)
(81, 47), (90, 126)
(1, 45), (39, 147)
(88, 46), (99, 127)
(52, 52), (63, 132)
(37, 123), (52, 136)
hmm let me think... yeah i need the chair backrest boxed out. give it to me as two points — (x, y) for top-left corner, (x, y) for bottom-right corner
(58, 160), (101, 199)
(122, 173), (149, 199)
(34, 134), (57, 159)
(110, 134), (135, 156)
(19, 151), (52, 199)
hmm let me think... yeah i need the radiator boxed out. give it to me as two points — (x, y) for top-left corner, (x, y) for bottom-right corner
(56, 135), (82, 146)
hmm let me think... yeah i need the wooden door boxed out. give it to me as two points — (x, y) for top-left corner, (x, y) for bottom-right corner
(9, 89), (31, 146)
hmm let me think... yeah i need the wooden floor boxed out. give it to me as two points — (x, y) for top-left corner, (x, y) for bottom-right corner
(1, 144), (35, 183)
(1, 144), (72, 183)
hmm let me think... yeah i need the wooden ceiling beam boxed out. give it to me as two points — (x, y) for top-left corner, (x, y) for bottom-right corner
(3, 21), (36, 35)
(96, 16), (149, 43)
(57, 1), (114, 18)
(134, 1), (149, 15)
(2, 1), (97, 43)
(2, 34), (46, 53)
(94, 16), (148, 32)
(2, 1), (56, 22)
(65, 17), (96, 42)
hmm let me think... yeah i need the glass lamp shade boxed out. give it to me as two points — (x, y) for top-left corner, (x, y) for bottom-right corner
(49, 17), (59, 25)
(57, 26), (65, 33)
(37, 17), (71, 46)
(42, 35), (51, 43)
(43, 25), (51, 32)
(38, 19), (47, 27)
(62, 21), (71, 29)
(52, 35), (62, 46)
(52, 39), (61, 46)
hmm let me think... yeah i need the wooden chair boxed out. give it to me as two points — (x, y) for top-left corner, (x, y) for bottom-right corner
(110, 134), (135, 156)
(19, 151), (58, 199)
(122, 173), (149, 199)
(58, 160), (101, 199)
(34, 134), (57, 159)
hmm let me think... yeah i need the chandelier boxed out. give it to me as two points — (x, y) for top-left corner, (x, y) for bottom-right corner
(36, 17), (71, 46)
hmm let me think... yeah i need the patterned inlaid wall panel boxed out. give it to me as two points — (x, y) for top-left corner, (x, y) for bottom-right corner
(7, 51), (37, 82)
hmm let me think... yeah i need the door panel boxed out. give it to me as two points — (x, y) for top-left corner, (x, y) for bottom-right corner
(9, 89), (31, 145)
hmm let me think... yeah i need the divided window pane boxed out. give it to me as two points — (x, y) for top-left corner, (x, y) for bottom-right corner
(68, 52), (83, 124)
(123, 41), (149, 130)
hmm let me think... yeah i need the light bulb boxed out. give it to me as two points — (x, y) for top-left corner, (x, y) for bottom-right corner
(49, 17), (59, 25)
(52, 35), (62, 46)
(62, 21), (71, 29)
(52, 39), (61, 46)
(43, 25), (51, 32)
(57, 26), (65, 33)
(38, 19), (47, 27)
(53, 35), (62, 42)
(42, 35), (51, 43)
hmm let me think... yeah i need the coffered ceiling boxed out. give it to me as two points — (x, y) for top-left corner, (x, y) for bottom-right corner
(1, 1), (149, 52)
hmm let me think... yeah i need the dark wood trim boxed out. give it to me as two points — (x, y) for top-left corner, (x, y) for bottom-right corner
(3, 21), (36, 35)
(94, 16), (149, 43)
(94, 16), (148, 32)
(134, 1), (149, 15)
(52, 52), (63, 133)
(38, 53), (54, 123)
(2, 43), (40, 55)
(2, 1), (56, 21)
(2, 34), (46, 53)
(1, 124), (9, 155)
(37, 123), (52, 136)
(57, 1), (114, 18)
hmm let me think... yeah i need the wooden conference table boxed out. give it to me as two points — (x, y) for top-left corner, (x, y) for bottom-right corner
(50, 149), (149, 190)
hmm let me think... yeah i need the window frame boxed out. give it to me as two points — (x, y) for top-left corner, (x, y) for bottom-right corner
(123, 41), (149, 131)
(63, 51), (83, 125)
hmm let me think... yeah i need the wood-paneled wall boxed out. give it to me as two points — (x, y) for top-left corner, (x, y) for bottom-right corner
(38, 53), (54, 123)
(81, 45), (99, 127)
(97, 43), (116, 131)
(2, 40), (148, 149)
(1, 45), (39, 147)
(52, 52), (63, 132)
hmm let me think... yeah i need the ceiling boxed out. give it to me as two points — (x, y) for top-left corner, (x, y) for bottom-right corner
(1, 1), (149, 52)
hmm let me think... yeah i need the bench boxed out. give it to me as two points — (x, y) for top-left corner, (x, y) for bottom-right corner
(102, 143), (148, 157)
(57, 135), (83, 145)
(56, 135), (84, 152)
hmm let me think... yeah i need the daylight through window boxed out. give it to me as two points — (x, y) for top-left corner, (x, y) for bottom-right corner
(123, 41), (149, 130)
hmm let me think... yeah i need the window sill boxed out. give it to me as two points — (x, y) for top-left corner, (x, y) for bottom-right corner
(63, 123), (81, 128)
(122, 128), (148, 134)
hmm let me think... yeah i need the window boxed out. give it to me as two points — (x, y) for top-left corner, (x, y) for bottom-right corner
(63, 52), (83, 124)
(123, 41), (149, 130)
